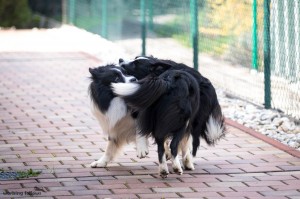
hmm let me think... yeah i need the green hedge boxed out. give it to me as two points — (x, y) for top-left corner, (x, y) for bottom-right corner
(0, 0), (33, 28)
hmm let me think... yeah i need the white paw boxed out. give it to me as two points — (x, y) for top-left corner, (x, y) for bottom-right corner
(90, 160), (107, 168)
(136, 144), (149, 159)
(172, 157), (183, 175)
(159, 163), (169, 178)
(172, 165), (183, 175)
(136, 136), (149, 159)
(183, 156), (195, 170)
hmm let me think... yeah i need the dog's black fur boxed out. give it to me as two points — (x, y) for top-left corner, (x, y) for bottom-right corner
(112, 69), (199, 177)
(118, 56), (226, 156)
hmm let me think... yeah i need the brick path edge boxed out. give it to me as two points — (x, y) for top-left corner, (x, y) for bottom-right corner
(225, 118), (300, 158)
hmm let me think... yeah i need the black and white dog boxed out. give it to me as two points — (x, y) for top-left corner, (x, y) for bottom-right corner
(88, 64), (149, 168)
(112, 69), (200, 177)
(112, 57), (226, 177)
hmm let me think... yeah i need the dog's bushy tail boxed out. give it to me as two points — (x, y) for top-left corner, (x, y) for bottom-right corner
(192, 103), (226, 156)
(204, 105), (226, 145)
(111, 77), (168, 109)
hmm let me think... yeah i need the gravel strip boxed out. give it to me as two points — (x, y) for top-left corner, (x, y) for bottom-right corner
(217, 89), (300, 150)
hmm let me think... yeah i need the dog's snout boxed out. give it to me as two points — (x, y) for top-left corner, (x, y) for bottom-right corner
(119, 58), (124, 64)
(130, 77), (137, 82)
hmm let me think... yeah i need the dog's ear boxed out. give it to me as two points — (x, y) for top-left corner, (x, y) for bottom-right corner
(119, 58), (124, 64)
(89, 68), (98, 79)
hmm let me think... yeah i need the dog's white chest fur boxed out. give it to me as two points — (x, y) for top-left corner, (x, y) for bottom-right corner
(92, 97), (129, 134)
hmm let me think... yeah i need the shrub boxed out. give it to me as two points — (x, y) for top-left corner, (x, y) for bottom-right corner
(0, 0), (32, 28)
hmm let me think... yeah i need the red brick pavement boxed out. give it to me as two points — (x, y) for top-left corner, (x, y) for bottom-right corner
(0, 52), (299, 198)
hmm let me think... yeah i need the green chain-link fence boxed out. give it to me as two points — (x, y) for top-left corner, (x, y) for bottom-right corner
(269, 0), (300, 119)
(63, 0), (299, 119)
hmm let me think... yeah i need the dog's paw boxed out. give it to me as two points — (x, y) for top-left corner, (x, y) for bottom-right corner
(160, 170), (169, 178)
(159, 163), (169, 178)
(183, 155), (195, 170)
(184, 160), (195, 171)
(90, 160), (107, 168)
(136, 137), (149, 159)
(136, 145), (149, 159)
(173, 166), (183, 175)
(172, 161), (183, 175)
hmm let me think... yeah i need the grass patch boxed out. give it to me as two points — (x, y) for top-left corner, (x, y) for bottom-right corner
(155, 25), (234, 56)
(16, 168), (41, 180)
(199, 34), (234, 55)
(0, 168), (41, 180)
(152, 14), (235, 56)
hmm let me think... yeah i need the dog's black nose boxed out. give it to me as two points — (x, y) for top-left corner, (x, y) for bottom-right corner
(130, 77), (137, 82)
(119, 58), (124, 64)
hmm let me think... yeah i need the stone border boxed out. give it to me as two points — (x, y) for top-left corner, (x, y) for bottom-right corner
(226, 118), (300, 158)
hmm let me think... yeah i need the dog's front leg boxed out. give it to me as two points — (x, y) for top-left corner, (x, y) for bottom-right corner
(136, 134), (149, 158)
(90, 138), (120, 168)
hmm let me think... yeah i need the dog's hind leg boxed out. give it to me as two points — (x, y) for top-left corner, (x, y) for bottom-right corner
(90, 138), (123, 168)
(136, 135), (149, 159)
(164, 139), (172, 160)
(157, 140), (169, 178)
(180, 135), (194, 170)
(170, 135), (184, 175)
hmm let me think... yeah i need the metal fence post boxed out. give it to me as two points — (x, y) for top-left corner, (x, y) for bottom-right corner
(190, 0), (199, 70)
(101, 0), (108, 38)
(141, 0), (147, 56)
(62, 0), (67, 24)
(148, 0), (153, 30)
(252, 0), (258, 71)
(264, 0), (271, 109)
(68, 0), (75, 25)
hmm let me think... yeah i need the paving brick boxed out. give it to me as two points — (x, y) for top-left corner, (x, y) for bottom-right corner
(247, 197), (289, 199)
(244, 181), (286, 187)
(126, 182), (168, 189)
(40, 191), (72, 197)
(137, 193), (178, 198)
(62, 181), (101, 187)
(55, 172), (93, 178)
(206, 181), (247, 188)
(97, 194), (139, 199)
(180, 192), (222, 197)
(256, 175), (296, 181)
(112, 188), (153, 194)
(153, 187), (194, 193)
(271, 183), (300, 191)
(259, 190), (300, 197)
(220, 191), (263, 197)
(230, 186), (273, 192)
(71, 189), (111, 195)
(56, 196), (96, 199)
(22, 182), (61, 188)
(167, 182), (208, 189)
(48, 186), (87, 191)
(86, 184), (127, 190)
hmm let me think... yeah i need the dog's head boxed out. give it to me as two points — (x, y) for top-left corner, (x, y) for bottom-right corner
(119, 56), (173, 79)
(89, 64), (137, 86)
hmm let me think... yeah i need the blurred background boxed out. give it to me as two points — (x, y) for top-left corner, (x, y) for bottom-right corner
(0, 0), (299, 120)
